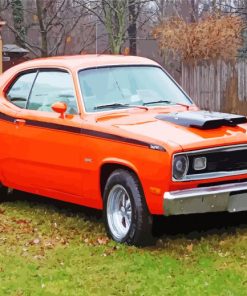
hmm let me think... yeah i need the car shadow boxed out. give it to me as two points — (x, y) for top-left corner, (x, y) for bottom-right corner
(153, 211), (247, 240)
(6, 190), (102, 220)
(6, 190), (247, 241)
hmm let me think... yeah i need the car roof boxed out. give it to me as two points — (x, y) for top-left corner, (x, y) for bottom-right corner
(10, 55), (159, 72)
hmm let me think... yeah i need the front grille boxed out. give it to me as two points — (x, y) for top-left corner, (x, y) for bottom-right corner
(188, 148), (247, 175)
(173, 144), (247, 182)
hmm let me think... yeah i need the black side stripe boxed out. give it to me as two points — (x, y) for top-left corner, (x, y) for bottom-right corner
(0, 112), (165, 151)
(0, 112), (16, 123)
(26, 119), (81, 134)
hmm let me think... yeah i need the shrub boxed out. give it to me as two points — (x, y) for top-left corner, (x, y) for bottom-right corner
(154, 14), (244, 62)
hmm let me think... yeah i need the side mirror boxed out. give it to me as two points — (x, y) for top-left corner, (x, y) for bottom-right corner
(51, 101), (67, 118)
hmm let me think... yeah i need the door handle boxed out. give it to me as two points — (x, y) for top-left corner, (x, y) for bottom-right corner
(14, 118), (26, 125)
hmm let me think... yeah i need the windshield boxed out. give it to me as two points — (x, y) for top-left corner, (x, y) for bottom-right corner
(78, 66), (192, 112)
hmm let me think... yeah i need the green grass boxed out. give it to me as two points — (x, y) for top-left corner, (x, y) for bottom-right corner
(0, 192), (247, 296)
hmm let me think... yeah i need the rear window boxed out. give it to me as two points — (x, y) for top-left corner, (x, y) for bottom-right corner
(6, 72), (37, 108)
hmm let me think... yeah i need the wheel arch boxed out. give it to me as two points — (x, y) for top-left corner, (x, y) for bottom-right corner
(100, 158), (140, 199)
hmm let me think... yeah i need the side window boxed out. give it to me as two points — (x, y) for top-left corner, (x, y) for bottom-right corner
(27, 71), (78, 114)
(6, 72), (37, 108)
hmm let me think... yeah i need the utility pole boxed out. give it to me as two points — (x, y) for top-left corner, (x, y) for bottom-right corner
(95, 19), (98, 55)
(0, 21), (6, 74)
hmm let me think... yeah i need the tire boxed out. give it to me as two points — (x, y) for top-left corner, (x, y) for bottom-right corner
(103, 169), (153, 246)
(0, 184), (8, 202)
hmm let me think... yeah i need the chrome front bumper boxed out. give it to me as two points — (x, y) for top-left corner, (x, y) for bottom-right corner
(164, 181), (247, 216)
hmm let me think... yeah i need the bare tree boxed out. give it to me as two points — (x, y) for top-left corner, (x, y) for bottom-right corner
(1, 0), (90, 57)
(10, 0), (25, 47)
(0, 0), (10, 13)
(101, 0), (128, 54)
(78, 0), (151, 54)
(128, 0), (150, 55)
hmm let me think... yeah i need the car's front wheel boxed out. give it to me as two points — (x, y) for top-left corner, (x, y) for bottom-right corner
(103, 169), (153, 246)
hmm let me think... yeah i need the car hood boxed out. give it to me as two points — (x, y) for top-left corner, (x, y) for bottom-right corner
(95, 109), (247, 153)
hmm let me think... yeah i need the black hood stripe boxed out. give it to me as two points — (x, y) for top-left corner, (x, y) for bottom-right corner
(0, 112), (165, 151)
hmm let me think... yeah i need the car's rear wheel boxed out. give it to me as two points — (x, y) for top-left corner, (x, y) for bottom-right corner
(0, 184), (9, 202)
(103, 169), (153, 246)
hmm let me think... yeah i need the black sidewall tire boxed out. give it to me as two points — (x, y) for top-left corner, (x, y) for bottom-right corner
(103, 169), (153, 246)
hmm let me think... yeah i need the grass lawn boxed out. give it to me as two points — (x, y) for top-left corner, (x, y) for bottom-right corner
(0, 191), (247, 296)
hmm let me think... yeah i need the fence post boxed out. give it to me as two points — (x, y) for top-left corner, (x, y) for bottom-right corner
(0, 37), (2, 74)
(0, 21), (6, 74)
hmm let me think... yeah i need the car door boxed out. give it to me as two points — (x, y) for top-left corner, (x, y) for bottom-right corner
(0, 71), (37, 186)
(4, 69), (83, 198)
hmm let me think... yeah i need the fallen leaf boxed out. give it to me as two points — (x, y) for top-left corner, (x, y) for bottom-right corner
(14, 219), (30, 225)
(97, 237), (109, 245)
(44, 241), (54, 249)
(33, 255), (44, 260)
(186, 244), (193, 252)
(33, 238), (40, 245)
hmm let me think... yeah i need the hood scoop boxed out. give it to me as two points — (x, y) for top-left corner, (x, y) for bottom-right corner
(156, 111), (247, 129)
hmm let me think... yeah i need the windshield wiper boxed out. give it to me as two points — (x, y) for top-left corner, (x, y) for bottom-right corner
(143, 100), (172, 106)
(143, 100), (190, 110)
(94, 103), (148, 111)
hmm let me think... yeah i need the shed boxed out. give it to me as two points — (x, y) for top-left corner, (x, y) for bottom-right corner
(3, 44), (29, 71)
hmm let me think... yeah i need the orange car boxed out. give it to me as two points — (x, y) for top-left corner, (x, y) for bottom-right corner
(0, 55), (247, 245)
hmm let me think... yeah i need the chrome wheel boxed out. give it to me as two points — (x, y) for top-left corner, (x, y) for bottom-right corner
(107, 184), (132, 240)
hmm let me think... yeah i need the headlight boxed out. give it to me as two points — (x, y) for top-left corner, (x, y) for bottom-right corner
(173, 154), (189, 180)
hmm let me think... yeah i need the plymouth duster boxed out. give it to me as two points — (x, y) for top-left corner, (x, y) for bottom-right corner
(0, 55), (247, 245)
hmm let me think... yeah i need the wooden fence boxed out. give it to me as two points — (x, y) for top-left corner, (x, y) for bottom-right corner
(181, 60), (247, 114)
